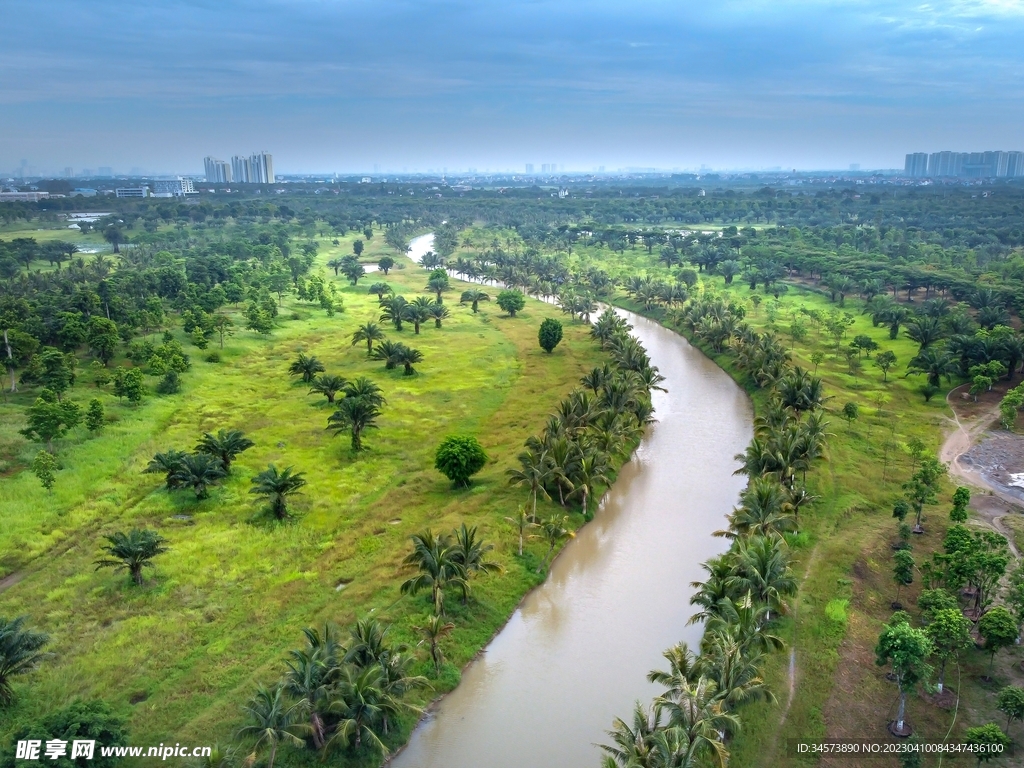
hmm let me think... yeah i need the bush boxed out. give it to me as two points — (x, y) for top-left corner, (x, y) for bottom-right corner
(205, 351), (221, 363)
(155, 370), (181, 395)
(496, 290), (526, 317)
(434, 435), (489, 488)
(538, 318), (563, 353)
(0, 699), (127, 768)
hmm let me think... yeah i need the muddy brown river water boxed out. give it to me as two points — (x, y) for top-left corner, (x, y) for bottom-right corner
(391, 234), (753, 768)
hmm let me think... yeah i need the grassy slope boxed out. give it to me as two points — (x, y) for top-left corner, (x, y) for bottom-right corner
(594, 261), (1024, 765)
(0, 231), (607, 760)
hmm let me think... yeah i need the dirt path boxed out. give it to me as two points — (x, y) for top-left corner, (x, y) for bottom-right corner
(940, 388), (1021, 558)
(0, 570), (24, 593)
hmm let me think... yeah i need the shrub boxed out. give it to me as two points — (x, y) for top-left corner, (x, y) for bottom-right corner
(204, 351), (221, 363)
(0, 699), (127, 768)
(496, 290), (526, 317)
(434, 435), (489, 488)
(155, 370), (181, 395)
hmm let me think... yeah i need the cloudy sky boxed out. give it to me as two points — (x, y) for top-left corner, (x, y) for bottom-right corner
(3, 0), (1024, 174)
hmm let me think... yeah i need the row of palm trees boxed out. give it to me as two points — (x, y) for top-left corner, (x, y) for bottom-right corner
(602, 278), (831, 767)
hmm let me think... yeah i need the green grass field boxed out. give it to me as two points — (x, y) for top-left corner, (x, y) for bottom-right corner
(0, 234), (608, 759)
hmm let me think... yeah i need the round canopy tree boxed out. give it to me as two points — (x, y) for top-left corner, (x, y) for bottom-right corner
(434, 435), (489, 488)
(538, 318), (563, 353)
(496, 290), (525, 317)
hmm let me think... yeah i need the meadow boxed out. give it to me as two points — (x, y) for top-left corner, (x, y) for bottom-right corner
(0, 229), (608, 757)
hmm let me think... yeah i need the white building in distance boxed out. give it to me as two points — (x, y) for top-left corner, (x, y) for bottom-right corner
(229, 152), (274, 184)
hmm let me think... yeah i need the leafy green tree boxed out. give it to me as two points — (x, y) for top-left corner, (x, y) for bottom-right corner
(0, 616), (50, 707)
(351, 322), (385, 354)
(309, 373), (347, 404)
(377, 256), (394, 275)
(434, 435), (488, 488)
(245, 302), (275, 335)
(353, 239), (364, 258)
(497, 289), (526, 317)
(102, 224), (125, 253)
(892, 550), (914, 606)
(236, 684), (308, 768)
(250, 465), (307, 520)
(539, 318), (563, 353)
(841, 401), (859, 430)
(195, 429), (254, 473)
(288, 352), (325, 383)
(31, 450), (57, 492)
(94, 529), (169, 586)
(874, 350), (897, 382)
(979, 607), (1018, 677)
(327, 396), (382, 451)
(155, 369), (181, 395)
(460, 289), (490, 313)
(997, 686), (1024, 734)
(190, 326), (209, 350)
(951, 486), (970, 523)
(112, 366), (145, 403)
(23, 347), (75, 398)
(85, 398), (104, 431)
(875, 618), (932, 735)
(400, 530), (466, 614)
(0, 699), (126, 768)
(19, 389), (81, 451)
(902, 456), (948, 532)
(964, 723), (1010, 766)
(170, 453), (226, 499)
(926, 608), (972, 693)
(211, 314), (234, 349)
(416, 614), (455, 674)
(86, 317), (120, 365)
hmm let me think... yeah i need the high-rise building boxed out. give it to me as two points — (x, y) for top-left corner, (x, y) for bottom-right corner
(63, 167), (74, 178)
(204, 157), (232, 183)
(231, 155), (253, 183)
(904, 153), (929, 177)
(1006, 152), (1024, 178)
(525, 163), (534, 174)
(230, 152), (274, 183)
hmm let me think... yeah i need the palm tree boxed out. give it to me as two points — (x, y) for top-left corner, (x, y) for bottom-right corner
(368, 282), (392, 300)
(194, 429), (254, 473)
(600, 702), (662, 768)
(236, 684), (308, 768)
(655, 676), (736, 768)
(351, 322), (385, 354)
(728, 535), (797, 621)
(881, 305), (913, 340)
(404, 298), (433, 334)
(427, 303), (451, 328)
(379, 295), (408, 331)
(344, 377), (387, 408)
(0, 616), (50, 706)
(324, 665), (395, 755)
(451, 523), (502, 602)
(538, 514), (574, 572)
(416, 614), (455, 674)
(460, 289), (490, 313)
(717, 476), (795, 539)
(171, 453), (226, 499)
(905, 315), (946, 351)
(396, 345), (423, 375)
(288, 352), (325, 383)
(282, 648), (330, 748)
(698, 632), (776, 715)
(371, 340), (406, 370)
(648, 642), (700, 695)
(399, 530), (466, 615)
(327, 397), (382, 451)
(506, 447), (554, 519)
(571, 450), (612, 519)
(94, 528), (169, 586)
(702, 593), (783, 656)
(143, 449), (188, 490)
(505, 506), (538, 556)
(309, 374), (348, 404)
(426, 275), (450, 303)
(907, 347), (957, 388)
(250, 465), (307, 520)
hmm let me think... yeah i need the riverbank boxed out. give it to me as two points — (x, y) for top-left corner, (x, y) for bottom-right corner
(612, 277), (1024, 765)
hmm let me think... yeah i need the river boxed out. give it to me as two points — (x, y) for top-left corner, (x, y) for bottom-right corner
(390, 233), (753, 768)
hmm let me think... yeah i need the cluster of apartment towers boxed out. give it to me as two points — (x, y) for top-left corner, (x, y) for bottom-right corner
(904, 150), (1024, 179)
(203, 152), (274, 184)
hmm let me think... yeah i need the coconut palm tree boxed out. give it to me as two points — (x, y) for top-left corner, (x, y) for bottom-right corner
(395, 345), (423, 375)
(0, 616), (50, 706)
(400, 530), (467, 615)
(728, 535), (797, 620)
(416, 614), (455, 674)
(697, 632), (776, 716)
(309, 374), (348, 404)
(327, 397), (382, 451)
(288, 353), (325, 383)
(506, 447), (554, 519)
(282, 648), (330, 748)
(459, 289), (490, 313)
(236, 684), (309, 768)
(250, 464), (307, 519)
(94, 529), (169, 586)
(655, 677), (736, 768)
(689, 555), (740, 625)
(702, 592), (783, 656)
(538, 514), (574, 572)
(571, 449), (612, 519)
(451, 524), (502, 602)
(717, 476), (795, 539)
(648, 642), (701, 695)
(505, 506), (538, 556)
(351, 322), (385, 354)
(194, 429), (254, 473)
(324, 665), (396, 755)
(170, 453), (226, 499)
(600, 702), (662, 768)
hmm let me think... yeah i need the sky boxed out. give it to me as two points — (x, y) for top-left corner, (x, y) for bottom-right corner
(3, 0), (1024, 175)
